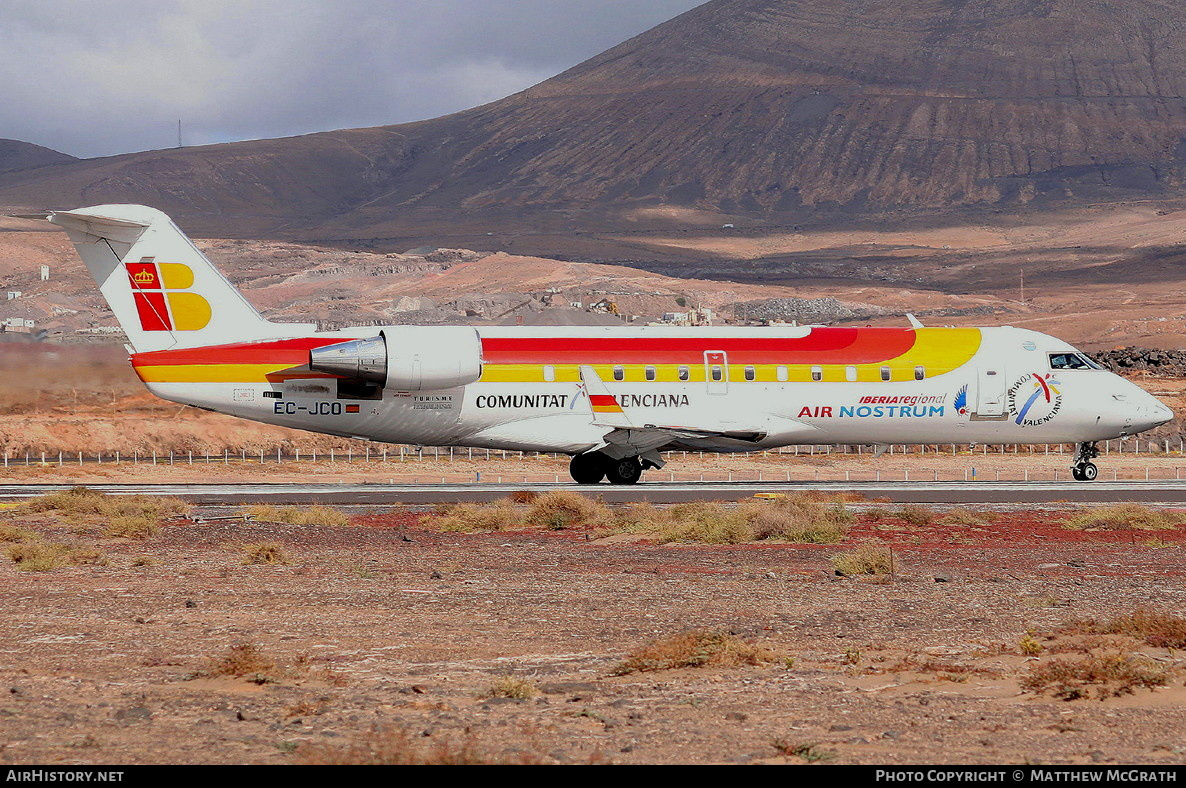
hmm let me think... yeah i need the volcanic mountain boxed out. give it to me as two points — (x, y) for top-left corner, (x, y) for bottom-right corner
(4, 0), (1186, 240)
(0, 140), (76, 175)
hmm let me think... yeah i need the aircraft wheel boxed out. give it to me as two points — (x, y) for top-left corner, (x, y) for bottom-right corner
(1071, 465), (1085, 482)
(569, 452), (607, 484)
(606, 456), (643, 485)
(1080, 462), (1098, 481)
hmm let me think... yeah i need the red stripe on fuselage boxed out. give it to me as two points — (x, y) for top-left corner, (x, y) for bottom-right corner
(480, 329), (915, 365)
(131, 337), (342, 368)
(130, 328), (920, 370)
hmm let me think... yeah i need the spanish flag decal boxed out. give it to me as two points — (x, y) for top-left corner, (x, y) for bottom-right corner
(125, 260), (211, 331)
(589, 394), (623, 414)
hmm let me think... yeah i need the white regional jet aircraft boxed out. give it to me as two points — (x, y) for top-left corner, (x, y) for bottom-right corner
(49, 205), (1173, 484)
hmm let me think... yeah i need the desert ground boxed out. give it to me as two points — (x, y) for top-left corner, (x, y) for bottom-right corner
(1, 490), (1185, 765)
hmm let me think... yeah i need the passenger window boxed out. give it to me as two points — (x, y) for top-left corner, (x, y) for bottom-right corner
(645, 365), (656, 382)
(744, 365), (756, 381)
(811, 366), (823, 382)
(678, 366), (690, 381)
(543, 365), (555, 382)
(914, 366), (925, 381)
(776, 366), (788, 382)
(711, 366), (723, 382)
(880, 366), (891, 382)
(613, 365), (625, 381)
(845, 366), (857, 382)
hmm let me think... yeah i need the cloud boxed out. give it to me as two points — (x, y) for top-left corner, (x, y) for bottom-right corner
(0, 0), (705, 158)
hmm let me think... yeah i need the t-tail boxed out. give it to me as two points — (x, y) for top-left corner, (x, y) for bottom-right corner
(48, 204), (313, 352)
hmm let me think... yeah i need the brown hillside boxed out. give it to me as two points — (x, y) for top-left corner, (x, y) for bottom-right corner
(3, 0), (1186, 239)
(0, 139), (75, 174)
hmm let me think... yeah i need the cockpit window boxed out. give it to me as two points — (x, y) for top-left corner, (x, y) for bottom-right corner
(1049, 352), (1092, 370)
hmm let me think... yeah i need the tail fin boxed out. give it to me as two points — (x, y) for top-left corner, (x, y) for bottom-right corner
(48, 204), (312, 352)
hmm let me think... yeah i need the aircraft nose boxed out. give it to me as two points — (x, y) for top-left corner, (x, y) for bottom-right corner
(1134, 389), (1173, 430)
(1149, 400), (1174, 427)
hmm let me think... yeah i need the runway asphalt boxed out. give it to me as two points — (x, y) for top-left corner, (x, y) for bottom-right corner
(4, 481), (1186, 504)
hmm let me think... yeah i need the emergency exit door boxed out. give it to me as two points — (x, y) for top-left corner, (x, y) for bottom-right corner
(704, 351), (728, 394)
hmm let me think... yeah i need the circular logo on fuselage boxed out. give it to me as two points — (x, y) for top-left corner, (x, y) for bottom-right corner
(1008, 372), (1062, 426)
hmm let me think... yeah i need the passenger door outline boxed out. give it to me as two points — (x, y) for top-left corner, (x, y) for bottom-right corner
(975, 366), (1006, 417)
(704, 350), (728, 395)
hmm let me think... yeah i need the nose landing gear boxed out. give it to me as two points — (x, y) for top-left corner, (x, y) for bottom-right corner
(1071, 442), (1100, 481)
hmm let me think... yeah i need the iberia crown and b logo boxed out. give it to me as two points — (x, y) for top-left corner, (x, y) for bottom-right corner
(125, 260), (211, 331)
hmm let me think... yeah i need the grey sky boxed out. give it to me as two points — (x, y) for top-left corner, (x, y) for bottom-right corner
(0, 0), (705, 159)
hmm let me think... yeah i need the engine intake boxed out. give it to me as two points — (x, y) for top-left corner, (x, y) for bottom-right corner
(309, 327), (483, 391)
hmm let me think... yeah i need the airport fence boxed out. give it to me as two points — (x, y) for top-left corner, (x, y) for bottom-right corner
(4, 438), (1186, 484)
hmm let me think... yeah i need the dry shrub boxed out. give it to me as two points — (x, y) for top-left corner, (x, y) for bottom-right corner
(1064, 504), (1184, 531)
(612, 629), (780, 675)
(832, 545), (894, 576)
(198, 642), (277, 679)
(1021, 653), (1170, 700)
(6, 542), (108, 571)
(1067, 610), (1186, 649)
(242, 541), (292, 565)
(1019, 635), (1045, 656)
(610, 495), (851, 545)
(525, 490), (611, 530)
(296, 727), (521, 765)
(0, 525), (36, 543)
(939, 508), (994, 527)
(621, 502), (753, 544)
(26, 487), (189, 521)
(285, 698), (329, 718)
(486, 676), (538, 699)
(894, 505), (934, 526)
(246, 504), (349, 527)
(25, 486), (110, 515)
(508, 490), (538, 504)
(746, 495), (853, 543)
(888, 654), (1001, 679)
(425, 500), (522, 532)
(105, 514), (160, 540)
(771, 740), (837, 762)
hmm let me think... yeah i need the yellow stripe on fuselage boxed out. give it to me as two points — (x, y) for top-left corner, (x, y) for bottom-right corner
(134, 364), (326, 383)
(479, 329), (983, 384)
(133, 328), (983, 385)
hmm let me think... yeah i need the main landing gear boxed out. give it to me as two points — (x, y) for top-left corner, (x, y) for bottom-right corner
(1071, 441), (1100, 482)
(568, 452), (645, 485)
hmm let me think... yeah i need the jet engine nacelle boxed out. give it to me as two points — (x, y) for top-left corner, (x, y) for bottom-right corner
(309, 327), (483, 391)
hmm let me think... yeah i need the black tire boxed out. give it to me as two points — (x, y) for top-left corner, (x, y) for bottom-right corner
(1071, 465), (1085, 481)
(569, 452), (607, 484)
(1081, 462), (1098, 481)
(606, 456), (643, 485)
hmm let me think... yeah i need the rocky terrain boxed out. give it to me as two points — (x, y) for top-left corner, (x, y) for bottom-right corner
(1097, 347), (1186, 377)
(0, 499), (1184, 765)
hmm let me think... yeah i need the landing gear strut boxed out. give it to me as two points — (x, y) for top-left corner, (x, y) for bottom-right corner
(1071, 442), (1100, 482)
